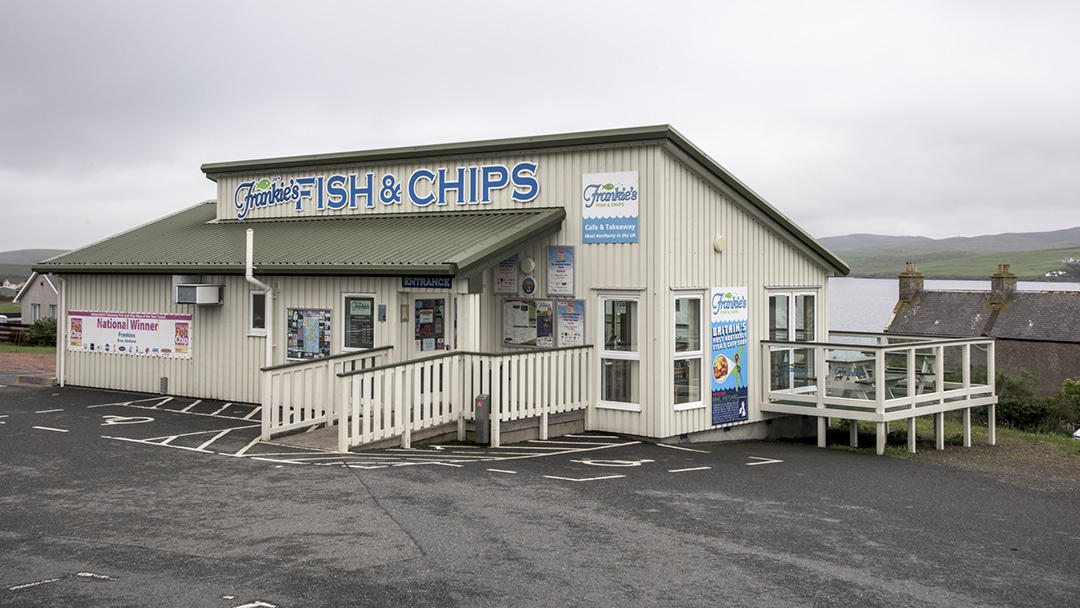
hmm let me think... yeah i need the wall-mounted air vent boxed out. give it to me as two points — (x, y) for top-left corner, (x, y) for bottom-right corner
(175, 284), (224, 305)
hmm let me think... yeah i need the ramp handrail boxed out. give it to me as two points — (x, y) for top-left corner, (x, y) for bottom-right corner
(338, 345), (593, 451)
(260, 346), (393, 440)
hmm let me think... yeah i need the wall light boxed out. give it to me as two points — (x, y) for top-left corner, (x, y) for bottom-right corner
(713, 234), (727, 253)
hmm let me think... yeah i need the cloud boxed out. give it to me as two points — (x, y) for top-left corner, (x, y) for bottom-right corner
(2, 0), (1078, 250)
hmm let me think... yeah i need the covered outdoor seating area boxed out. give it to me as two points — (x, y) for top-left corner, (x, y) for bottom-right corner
(761, 332), (998, 455)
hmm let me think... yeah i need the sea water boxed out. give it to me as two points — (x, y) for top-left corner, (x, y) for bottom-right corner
(827, 277), (1080, 334)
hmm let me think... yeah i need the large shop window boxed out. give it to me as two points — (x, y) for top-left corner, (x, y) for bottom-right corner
(600, 297), (640, 409)
(768, 292), (816, 391)
(674, 296), (703, 408)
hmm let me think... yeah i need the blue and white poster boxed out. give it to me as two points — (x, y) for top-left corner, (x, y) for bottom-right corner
(582, 171), (639, 243)
(710, 287), (749, 426)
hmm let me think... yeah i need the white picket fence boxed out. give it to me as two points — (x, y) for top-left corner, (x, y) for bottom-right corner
(338, 346), (594, 452)
(261, 346), (393, 440)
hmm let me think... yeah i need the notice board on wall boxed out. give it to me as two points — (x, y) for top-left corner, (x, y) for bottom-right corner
(287, 308), (331, 360)
(502, 299), (586, 348)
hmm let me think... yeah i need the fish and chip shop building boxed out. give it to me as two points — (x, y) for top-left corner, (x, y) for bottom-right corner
(37, 126), (998, 453)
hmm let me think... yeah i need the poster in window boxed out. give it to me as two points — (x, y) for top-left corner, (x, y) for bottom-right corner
(547, 246), (574, 296)
(556, 300), (585, 347)
(287, 308), (331, 360)
(344, 296), (374, 350)
(414, 298), (445, 352)
(710, 287), (749, 425)
(494, 255), (518, 294)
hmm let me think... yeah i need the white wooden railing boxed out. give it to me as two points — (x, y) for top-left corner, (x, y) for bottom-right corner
(338, 346), (593, 452)
(761, 332), (996, 421)
(261, 346), (393, 440)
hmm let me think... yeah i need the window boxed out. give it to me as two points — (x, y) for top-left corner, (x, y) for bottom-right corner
(599, 297), (639, 409)
(674, 296), (703, 408)
(414, 297), (446, 352)
(249, 291), (267, 336)
(48, 305), (56, 319)
(343, 295), (375, 350)
(769, 292), (816, 391)
(30, 303), (40, 323)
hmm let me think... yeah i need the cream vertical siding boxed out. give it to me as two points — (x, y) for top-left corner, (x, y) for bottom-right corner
(68, 135), (838, 438)
(470, 143), (834, 440)
(60, 274), (404, 403)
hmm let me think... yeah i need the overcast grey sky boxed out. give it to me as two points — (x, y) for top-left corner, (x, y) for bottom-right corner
(2, 0), (1077, 252)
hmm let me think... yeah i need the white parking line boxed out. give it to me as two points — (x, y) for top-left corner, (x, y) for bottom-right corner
(180, 400), (201, 412)
(195, 429), (234, 451)
(209, 402), (233, 416)
(544, 475), (626, 482)
(669, 466), (711, 473)
(657, 443), (710, 453)
(36, 408), (64, 414)
(33, 426), (69, 433)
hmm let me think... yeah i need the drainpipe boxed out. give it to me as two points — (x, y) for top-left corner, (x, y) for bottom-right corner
(56, 276), (66, 387)
(244, 229), (274, 372)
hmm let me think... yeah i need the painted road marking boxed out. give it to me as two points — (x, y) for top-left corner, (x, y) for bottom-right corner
(33, 426), (69, 433)
(571, 458), (654, 467)
(210, 402), (233, 416)
(544, 475), (626, 482)
(488, 469), (518, 474)
(658, 443), (709, 453)
(35, 408), (64, 414)
(747, 456), (783, 466)
(101, 415), (155, 425)
(180, 399), (201, 412)
(669, 466), (712, 473)
(8, 577), (62, 590)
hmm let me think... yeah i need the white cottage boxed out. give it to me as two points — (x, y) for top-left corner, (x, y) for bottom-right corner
(37, 125), (998, 452)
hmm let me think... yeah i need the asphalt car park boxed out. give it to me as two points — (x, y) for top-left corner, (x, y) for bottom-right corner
(2, 383), (1079, 608)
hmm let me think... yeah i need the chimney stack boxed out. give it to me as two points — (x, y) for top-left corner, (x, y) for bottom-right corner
(898, 262), (924, 302)
(990, 263), (1017, 304)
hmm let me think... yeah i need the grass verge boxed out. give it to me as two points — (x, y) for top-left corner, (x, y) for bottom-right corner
(0, 344), (56, 354)
(828, 416), (1080, 458)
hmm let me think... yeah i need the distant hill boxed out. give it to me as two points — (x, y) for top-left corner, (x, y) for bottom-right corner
(819, 227), (1080, 255)
(0, 249), (69, 284)
(818, 228), (1080, 280)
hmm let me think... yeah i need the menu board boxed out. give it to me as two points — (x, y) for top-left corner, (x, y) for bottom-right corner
(344, 296), (374, 350)
(503, 299), (585, 348)
(287, 308), (331, 360)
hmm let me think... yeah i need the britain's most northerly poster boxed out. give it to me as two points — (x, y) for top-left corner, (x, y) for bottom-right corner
(710, 288), (749, 425)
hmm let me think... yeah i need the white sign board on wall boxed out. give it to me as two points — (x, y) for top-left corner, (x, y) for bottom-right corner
(68, 311), (192, 358)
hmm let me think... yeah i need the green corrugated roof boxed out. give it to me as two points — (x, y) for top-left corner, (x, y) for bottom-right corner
(35, 202), (566, 277)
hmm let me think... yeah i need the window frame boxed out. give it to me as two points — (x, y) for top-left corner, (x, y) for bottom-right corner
(768, 290), (818, 393)
(598, 294), (641, 411)
(673, 294), (705, 411)
(248, 291), (267, 337)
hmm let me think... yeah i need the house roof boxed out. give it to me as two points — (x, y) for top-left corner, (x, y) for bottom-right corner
(12, 272), (56, 303)
(201, 125), (849, 277)
(34, 202), (566, 277)
(886, 289), (1080, 343)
